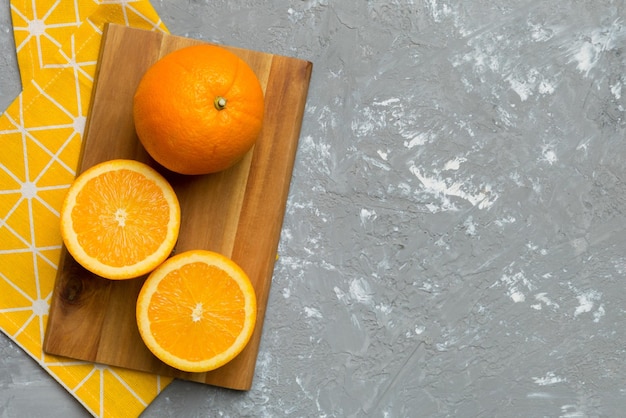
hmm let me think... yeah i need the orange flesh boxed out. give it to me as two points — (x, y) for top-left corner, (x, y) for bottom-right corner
(147, 262), (246, 361)
(71, 169), (172, 267)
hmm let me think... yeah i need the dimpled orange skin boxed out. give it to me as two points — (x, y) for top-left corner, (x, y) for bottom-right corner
(133, 44), (265, 175)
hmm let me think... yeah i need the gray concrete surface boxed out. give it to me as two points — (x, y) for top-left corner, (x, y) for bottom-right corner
(2, 0), (626, 417)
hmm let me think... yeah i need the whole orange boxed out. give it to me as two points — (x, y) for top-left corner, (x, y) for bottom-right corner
(133, 44), (265, 175)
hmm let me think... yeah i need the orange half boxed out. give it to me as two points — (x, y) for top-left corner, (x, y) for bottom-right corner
(60, 159), (180, 280)
(136, 250), (257, 372)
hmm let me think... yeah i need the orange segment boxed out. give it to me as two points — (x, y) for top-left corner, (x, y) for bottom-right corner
(60, 159), (180, 280)
(136, 250), (257, 372)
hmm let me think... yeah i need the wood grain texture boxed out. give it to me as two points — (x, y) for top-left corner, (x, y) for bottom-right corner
(43, 24), (312, 390)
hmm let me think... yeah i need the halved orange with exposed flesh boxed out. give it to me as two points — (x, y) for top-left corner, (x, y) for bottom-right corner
(136, 250), (257, 372)
(60, 159), (180, 280)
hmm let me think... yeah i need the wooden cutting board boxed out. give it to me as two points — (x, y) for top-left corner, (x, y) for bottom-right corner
(43, 23), (312, 391)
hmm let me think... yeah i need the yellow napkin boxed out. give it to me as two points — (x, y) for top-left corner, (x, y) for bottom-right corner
(0, 1), (174, 417)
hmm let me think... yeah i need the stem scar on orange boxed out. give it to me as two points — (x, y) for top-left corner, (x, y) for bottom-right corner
(60, 159), (180, 280)
(136, 250), (257, 372)
(133, 44), (265, 175)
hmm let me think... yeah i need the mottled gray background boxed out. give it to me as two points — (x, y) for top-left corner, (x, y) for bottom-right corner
(2, 0), (626, 417)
